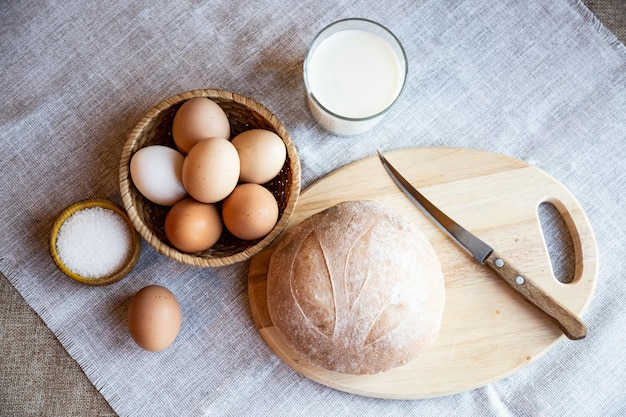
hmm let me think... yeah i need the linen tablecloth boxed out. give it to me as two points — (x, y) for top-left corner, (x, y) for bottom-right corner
(1, 0), (625, 416)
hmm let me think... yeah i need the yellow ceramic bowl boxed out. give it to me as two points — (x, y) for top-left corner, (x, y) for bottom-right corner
(49, 198), (141, 286)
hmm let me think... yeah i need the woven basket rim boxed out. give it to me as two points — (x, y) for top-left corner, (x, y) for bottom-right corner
(119, 88), (301, 267)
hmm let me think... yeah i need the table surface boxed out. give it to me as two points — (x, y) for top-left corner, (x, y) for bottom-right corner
(1, 1), (624, 416)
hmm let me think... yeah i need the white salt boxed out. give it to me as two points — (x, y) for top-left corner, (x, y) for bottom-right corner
(56, 206), (132, 278)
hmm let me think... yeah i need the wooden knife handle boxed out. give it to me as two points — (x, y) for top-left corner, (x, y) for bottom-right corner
(484, 250), (587, 340)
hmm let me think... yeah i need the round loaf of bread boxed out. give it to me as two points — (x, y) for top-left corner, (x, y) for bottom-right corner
(266, 200), (445, 374)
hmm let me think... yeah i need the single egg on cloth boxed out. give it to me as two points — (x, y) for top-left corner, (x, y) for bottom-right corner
(164, 198), (222, 253)
(182, 137), (240, 204)
(222, 183), (279, 241)
(231, 129), (287, 184)
(128, 285), (182, 352)
(172, 97), (231, 154)
(130, 145), (187, 206)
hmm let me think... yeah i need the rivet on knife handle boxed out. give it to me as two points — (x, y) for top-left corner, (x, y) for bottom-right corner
(377, 150), (587, 341)
(484, 250), (587, 340)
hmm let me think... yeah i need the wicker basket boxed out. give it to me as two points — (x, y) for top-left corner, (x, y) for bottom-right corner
(119, 89), (301, 267)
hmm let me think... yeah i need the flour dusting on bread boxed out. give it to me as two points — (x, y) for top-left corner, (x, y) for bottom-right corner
(266, 200), (445, 375)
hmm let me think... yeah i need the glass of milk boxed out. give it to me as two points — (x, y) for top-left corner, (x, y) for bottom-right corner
(303, 18), (408, 136)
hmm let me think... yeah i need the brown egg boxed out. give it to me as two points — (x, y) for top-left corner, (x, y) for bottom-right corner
(222, 183), (279, 240)
(231, 129), (287, 184)
(164, 198), (222, 252)
(182, 137), (240, 203)
(172, 97), (231, 154)
(128, 285), (182, 352)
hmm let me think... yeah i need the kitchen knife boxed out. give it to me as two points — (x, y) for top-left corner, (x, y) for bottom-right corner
(377, 151), (586, 340)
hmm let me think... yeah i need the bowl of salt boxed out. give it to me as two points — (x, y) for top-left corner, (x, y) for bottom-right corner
(50, 199), (141, 286)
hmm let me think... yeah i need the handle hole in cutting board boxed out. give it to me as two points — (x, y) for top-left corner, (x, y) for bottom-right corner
(538, 201), (575, 284)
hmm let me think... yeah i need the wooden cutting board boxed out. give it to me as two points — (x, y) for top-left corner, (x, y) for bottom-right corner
(248, 147), (598, 399)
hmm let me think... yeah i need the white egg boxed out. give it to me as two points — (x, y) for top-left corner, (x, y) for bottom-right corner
(130, 145), (187, 206)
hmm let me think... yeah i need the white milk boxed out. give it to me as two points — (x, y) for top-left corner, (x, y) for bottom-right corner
(307, 29), (405, 120)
